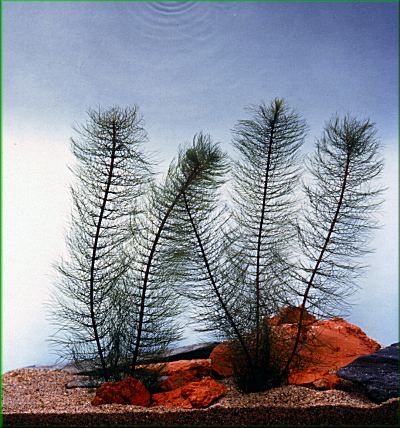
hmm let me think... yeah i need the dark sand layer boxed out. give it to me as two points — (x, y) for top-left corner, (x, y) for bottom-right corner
(5, 404), (399, 427)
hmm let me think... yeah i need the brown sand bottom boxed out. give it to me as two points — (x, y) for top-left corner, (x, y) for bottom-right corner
(2, 368), (399, 426)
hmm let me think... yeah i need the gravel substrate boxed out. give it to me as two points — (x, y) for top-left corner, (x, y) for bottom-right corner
(2, 368), (399, 426)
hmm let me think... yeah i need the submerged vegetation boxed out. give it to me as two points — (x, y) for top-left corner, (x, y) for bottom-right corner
(50, 99), (384, 391)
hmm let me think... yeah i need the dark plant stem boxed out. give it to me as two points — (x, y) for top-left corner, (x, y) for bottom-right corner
(255, 110), (278, 361)
(281, 155), (350, 378)
(130, 170), (199, 376)
(89, 123), (117, 381)
(182, 192), (254, 370)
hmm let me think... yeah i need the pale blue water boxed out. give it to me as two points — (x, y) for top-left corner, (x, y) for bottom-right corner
(3, 1), (398, 373)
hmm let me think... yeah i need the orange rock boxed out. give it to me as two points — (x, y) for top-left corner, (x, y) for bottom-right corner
(149, 308), (380, 394)
(156, 359), (211, 391)
(152, 377), (225, 408)
(92, 382), (125, 405)
(269, 305), (317, 326)
(210, 343), (234, 378)
(159, 370), (202, 391)
(270, 322), (308, 369)
(92, 377), (151, 406)
(182, 377), (226, 408)
(160, 359), (211, 376)
(273, 316), (381, 389)
(151, 387), (192, 408)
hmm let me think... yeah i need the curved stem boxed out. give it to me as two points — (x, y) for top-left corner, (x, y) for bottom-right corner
(255, 110), (278, 361)
(130, 170), (199, 375)
(89, 123), (117, 381)
(183, 192), (254, 370)
(281, 155), (350, 378)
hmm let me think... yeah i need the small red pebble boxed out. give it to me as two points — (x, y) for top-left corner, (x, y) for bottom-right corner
(152, 376), (225, 408)
(91, 377), (151, 407)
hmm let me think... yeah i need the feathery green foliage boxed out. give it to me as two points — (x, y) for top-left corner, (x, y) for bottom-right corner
(283, 116), (384, 374)
(50, 102), (384, 395)
(229, 99), (306, 390)
(178, 102), (383, 393)
(50, 106), (150, 380)
(128, 132), (230, 375)
(170, 135), (244, 343)
(231, 99), (306, 323)
(178, 99), (307, 391)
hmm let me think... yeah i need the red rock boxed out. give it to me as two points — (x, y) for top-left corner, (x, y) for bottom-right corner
(92, 382), (125, 405)
(152, 377), (225, 408)
(269, 322), (308, 369)
(155, 359), (211, 391)
(210, 343), (234, 378)
(159, 370), (202, 391)
(151, 387), (192, 408)
(91, 377), (151, 406)
(149, 308), (380, 394)
(269, 305), (317, 326)
(182, 377), (226, 408)
(160, 359), (211, 376)
(270, 313), (381, 390)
